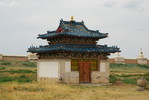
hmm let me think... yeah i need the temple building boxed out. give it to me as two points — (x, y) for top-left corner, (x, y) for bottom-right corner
(28, 17), (120, 84)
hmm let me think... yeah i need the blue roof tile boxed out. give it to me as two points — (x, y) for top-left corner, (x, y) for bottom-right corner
(38, 20), (108, 39)
(28, 43), (120, 53)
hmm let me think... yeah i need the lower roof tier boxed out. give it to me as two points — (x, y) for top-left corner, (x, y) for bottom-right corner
(28, 43), (120, 54)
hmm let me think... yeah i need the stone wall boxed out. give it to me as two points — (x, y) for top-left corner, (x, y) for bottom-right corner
(0, 54), (28, 61)
(108, 58), (149, 65)
(125, 59), (137, 64)
(0, 54), (2, 60)
(108, 59), (115, 63)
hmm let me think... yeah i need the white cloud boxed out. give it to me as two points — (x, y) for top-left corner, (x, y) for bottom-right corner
(103, 1), (116, 8)
(123, 0), (144, 11)
(0, 1), (19, 8)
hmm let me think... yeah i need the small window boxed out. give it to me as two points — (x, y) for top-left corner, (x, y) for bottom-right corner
(90, 59), (98, 71)
(71, 59), (78, 71)
(71, 59), (98, 71)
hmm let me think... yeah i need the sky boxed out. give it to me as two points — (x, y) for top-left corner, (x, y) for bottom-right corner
(0, 0), (149, 58)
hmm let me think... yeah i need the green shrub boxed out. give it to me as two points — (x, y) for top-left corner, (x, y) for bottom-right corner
(17, 78), (32, 82)
(138, 64), (149, 68)
(4, 69), (35, 74)
(143, 73), (149, 82)
(116, 74), (143, 77)
(109, 75), (118, 83)
(144, 73), (149, 76)
(0, 75), (33, 83)
(122, 78), (137, 84)
(22, 62), (36, 67)
(1, 62), (11, 65)
(19, 75), (27, 78)
(0, 77), (14, 82)
(0, 67), (6, 70)
(17, 75), (32, 82)
(110, 63), (149, 69)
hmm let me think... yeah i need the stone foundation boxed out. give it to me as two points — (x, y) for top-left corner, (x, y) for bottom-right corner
(62, 71), (109, 84)
(37, 77), (59, 83)
(91, 72), (109, 83)
(63, 72), (79, 84)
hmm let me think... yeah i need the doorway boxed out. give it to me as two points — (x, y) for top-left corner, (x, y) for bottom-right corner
(79, 62), (91, 83)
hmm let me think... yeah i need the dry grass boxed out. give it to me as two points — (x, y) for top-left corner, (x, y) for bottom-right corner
(1, 62), (149, 100)
(0, 81), (149, 100)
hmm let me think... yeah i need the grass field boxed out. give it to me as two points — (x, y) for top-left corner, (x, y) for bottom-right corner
(0, 61), (149, 100)
(110, 63), (149, 84)
(0, 61), (36, 83)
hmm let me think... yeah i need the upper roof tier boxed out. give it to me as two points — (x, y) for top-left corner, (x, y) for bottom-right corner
(38, 19), (108, 39)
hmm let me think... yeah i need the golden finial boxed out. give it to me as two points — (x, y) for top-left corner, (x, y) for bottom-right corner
(140, 48), (143, 54)
(70, 16), (74, 21)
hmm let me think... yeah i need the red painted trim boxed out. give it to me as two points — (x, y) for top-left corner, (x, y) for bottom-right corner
(56, 27), (62, 33)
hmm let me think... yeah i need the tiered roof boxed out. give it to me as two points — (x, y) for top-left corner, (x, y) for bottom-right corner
(28, 17), (120, 56)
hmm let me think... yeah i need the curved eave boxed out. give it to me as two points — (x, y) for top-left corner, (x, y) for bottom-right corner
(37, 33), (108, 39)
(28, 48), (120, 54)
(28, 44), (120, 54)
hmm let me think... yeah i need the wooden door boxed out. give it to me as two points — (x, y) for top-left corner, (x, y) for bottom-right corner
(79, 62), (90, 83)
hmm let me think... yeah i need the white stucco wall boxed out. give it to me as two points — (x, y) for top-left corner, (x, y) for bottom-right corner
(65, 61), (71, 72)
(100, 62), (106, 72)
(37, 59), (71, 81)
(38, 61), (59, 78)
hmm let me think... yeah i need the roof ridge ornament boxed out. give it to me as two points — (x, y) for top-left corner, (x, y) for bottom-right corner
(140, 48), (143, 54)
(81, 20), (84, 24)
(70, 16), (74, 21)
(60, 18), (63, 22)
